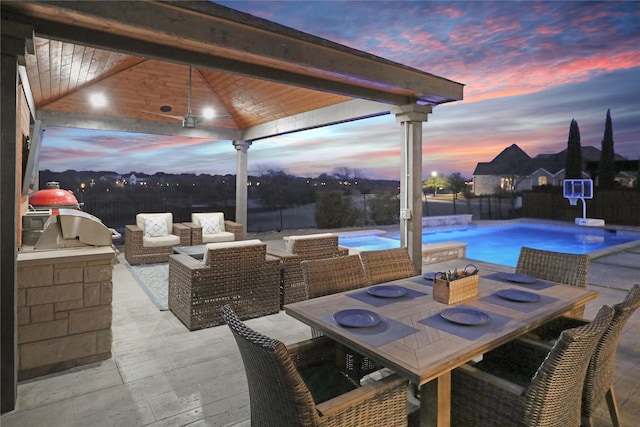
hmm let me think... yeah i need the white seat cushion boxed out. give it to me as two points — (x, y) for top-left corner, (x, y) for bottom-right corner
(202, 231), (236, 244)
(192, 213), (225, 233)
(283, 233), (335, 252)
(137, 213), (172, 237)
(142, 234), (180, 248)
(203, 239), (262, 264)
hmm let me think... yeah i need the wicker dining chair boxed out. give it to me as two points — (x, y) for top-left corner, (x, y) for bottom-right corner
(301, 255), (379, 381)
(516, 246), (589, 316)
(359, 247), (418, 285)
(524, 284), (640, 427)
(450, 305), (614, 427)
(221, 305), (408, 427)
(267, 233), (349, 307)
(302, 255), (370, 300)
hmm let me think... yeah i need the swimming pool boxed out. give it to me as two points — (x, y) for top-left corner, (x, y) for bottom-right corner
(338, 223), (640, 267)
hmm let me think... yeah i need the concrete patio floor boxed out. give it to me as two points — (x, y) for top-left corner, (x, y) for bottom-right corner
(2, 236), (639, 426)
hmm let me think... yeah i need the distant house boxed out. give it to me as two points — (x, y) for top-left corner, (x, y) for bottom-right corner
(472, 144), (627, 195)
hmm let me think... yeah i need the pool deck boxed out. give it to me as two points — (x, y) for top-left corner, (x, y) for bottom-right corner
(2, 219), (639, 427)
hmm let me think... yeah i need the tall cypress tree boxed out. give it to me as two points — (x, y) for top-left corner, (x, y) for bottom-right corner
(565, 119), (582, 179)
(599, 109), (616, 189)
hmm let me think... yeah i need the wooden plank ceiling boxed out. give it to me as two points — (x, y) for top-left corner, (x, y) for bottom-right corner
(3, 1), (464, 141)
(25, 39), (346, 131)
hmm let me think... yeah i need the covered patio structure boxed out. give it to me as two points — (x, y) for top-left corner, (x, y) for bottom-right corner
(1, 1), (463, 412)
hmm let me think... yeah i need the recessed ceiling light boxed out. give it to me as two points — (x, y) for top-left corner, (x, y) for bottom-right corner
(89, 93), (107, 107)
(202, 107), (215, 119)
(160, 105), (172, 112)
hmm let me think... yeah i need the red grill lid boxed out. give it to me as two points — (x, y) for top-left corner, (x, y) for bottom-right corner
(29, 182), (79, 207)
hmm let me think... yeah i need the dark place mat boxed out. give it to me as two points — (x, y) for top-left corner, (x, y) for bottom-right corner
(484, 272), (556, 290)
(418, 305), (513, 341)
(321, 313), (419, 347)
(480, 292), (559, 313)
(347, 287), (427, 308)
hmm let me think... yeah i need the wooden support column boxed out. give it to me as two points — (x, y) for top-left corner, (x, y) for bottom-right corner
(395, 105), (431, 273)
(233, 140), (251, 237)
(1, 21), (34, 413)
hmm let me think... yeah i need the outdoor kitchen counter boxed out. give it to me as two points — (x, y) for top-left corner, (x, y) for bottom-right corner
(16, 246), (115, 380)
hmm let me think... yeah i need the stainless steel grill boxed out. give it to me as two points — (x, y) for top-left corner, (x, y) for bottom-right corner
(34, 209), (116, 249)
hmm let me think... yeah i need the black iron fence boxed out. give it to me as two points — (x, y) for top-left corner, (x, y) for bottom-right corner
(76, 190), (522, 246)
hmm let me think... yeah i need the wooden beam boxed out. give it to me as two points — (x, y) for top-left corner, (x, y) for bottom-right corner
(36, 110), (242, 140)
(242, 99), (391, 141)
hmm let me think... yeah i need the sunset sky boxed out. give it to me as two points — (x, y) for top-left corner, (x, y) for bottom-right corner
(40, 1), (640, 180)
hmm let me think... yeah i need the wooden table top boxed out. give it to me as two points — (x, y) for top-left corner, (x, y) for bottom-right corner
(285, 262), (599, 386)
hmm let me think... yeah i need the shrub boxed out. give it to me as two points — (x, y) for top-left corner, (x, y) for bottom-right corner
(315, 191), (359, 228)
(370, 192), (399, 225)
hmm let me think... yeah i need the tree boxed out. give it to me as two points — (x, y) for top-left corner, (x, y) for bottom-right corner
(423, 172), (448, 196)
(447, 172), (467, 214)
(565, 119), (582, 179)
(598, 109), (616, 189)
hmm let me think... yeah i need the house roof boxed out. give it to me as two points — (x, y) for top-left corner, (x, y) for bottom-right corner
(473, 143), (629, 177)
(472, 144), (532, 175)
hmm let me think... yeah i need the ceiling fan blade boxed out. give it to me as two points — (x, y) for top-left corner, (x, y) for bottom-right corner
(141, 110), (184, 121)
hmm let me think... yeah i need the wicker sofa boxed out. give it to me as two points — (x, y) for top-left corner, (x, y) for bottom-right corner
(124, 212), (190, 265)
(168, 239), (281, 330)
(267, 233), (349, 306)
(183, 212), (243, 245)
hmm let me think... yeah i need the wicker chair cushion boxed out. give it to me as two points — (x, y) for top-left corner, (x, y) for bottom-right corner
(201, 231), (235, 244)
(202, 239), (263, 264)
(298, 363), (358, 404)
(142, 233), (180, 248)
(193, 212), (226, 233)
(284, 233), (334, 252)
(136, 213), (172, 236)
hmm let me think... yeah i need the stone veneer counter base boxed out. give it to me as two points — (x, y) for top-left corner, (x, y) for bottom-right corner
(16, 246), (115, 380)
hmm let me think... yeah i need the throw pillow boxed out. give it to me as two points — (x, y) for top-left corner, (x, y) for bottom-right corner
(200, 216), (221, 234)
(144, 216), (168, 237)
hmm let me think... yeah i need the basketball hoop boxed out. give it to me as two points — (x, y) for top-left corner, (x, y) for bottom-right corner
(568, 197), (578, 206)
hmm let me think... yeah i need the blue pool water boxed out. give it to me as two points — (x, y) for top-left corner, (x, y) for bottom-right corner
(339, 223), (640, 267)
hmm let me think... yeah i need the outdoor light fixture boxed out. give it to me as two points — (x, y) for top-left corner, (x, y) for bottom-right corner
(202, 107), (215, 119)
(89, 93), (107, 108)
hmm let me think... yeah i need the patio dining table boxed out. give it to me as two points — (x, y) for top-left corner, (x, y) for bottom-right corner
(284, 258), (599, 427)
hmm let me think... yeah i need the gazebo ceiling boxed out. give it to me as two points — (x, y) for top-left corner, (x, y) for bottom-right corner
(2, 1), (464, 141)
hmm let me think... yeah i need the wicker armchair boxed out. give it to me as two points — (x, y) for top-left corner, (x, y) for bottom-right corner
(359, 247), (418, 285)
(451, 305), (614, 427)
(524, 284), (640, 427)
(221, 305), (408, 427)
(168, 239), (280, 330)
(124, 212), (190, 265)
(267, 233), (349, 306)
(183, 212), (243, 245)
(516, 246), (589, 316)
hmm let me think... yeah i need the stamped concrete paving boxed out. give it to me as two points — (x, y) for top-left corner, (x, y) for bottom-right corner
(2, 245), (638, 426)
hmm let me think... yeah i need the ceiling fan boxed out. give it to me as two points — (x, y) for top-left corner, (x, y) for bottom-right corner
(142, 66), (226, 128)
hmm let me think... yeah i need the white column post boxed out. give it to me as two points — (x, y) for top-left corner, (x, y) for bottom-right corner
(395, 105), (431, 273)
(233, 140), (251, 238)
